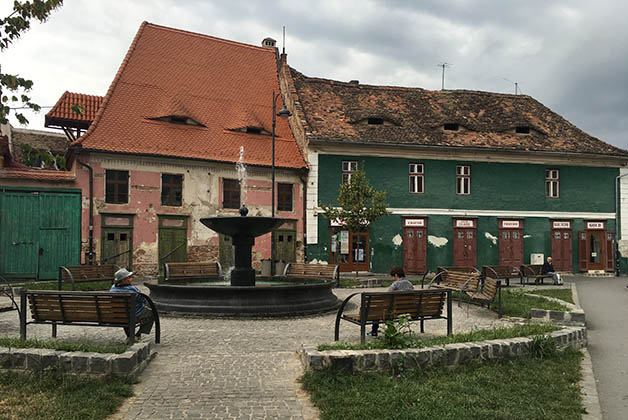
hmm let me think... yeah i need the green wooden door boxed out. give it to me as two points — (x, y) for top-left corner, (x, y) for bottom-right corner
(0, 191), (38, 278)
(158, 216), (187, 274)
(274, 229), (296, 263)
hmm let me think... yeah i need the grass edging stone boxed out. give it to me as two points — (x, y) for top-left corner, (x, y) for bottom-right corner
(299, 326), (587, 373)
(0, 341), (156, 380)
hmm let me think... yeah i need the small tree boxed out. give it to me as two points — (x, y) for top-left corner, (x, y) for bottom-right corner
(1, 0), (64, 125)
(319, 166), (390, 233)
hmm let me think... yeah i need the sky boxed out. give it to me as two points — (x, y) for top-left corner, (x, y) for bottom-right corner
(2, 0), (628, 150)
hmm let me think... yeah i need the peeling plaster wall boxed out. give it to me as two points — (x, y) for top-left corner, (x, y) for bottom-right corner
(76, 153), (305, 276)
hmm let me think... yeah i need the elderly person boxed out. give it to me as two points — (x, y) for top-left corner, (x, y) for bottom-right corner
(541, 257), (563, 285)
(110, 268), (154, 341)
(368, 266), (414, 337)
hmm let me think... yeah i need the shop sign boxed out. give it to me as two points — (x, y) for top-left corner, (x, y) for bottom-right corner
(552, 221), (571, 229)
(455, 219), (475, 228)
(501, 220), (520, 229)
(586, 222), (605, 230)
(404, 218), (425, 227)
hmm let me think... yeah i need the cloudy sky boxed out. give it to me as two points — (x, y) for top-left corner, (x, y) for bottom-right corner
(3, 0), (627, 149)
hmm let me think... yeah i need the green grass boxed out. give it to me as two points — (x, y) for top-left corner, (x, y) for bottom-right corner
(319, 323), (559, 351)
(22, 280), (112, 291)
(0, 337), (128, 354)
(0, 369), (133, 420)
(302, 349), (583, 420)
(500, 289), (569, 318)
(527, 288), (574, 304)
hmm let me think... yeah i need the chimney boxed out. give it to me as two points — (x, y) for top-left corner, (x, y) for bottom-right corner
(349, 80), (359, 84)
(262, 37), (277, 48)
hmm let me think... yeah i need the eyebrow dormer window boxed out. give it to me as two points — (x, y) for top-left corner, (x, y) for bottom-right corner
(151, 115), (204, 126)
(516, 126), (530, 134)
(246, 127), (262, 134)
(444, 123), (459, 131)
(367, 117), (384, 125)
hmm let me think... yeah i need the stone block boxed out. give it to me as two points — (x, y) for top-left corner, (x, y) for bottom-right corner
(377, 351), (391, 370)
(430, 348), (444, 367)
(59, 353), (73, 372)
(90, 355), (112, 374)
(71, 352), (92, 373)
(25, 350), (41, 370)
(468, 343), (482, 361)
(112, 352), (138, 377)
(445, 343), (466, 366)
(402, 350), (420, 370)
(362, 352), (377, 370)
(0, 347), (11, 369)
(569, 310), (585, 324)
(549, 310), (565, 321)
(530, 309), (547, 319)
(40, 349), (59, 370)
(329, 356), (353, 373)
(308, 353), (326, 370)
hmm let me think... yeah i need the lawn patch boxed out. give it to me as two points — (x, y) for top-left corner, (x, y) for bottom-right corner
(0, 337), (128, 354)
(527, 288), (574, 304)
(499, 289), (568, 318)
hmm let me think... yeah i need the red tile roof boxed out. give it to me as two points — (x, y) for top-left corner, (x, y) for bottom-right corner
(290, 68), (628, 157)
(45, 92), (103, 130)
(0, 168), (76, 181)
(74, 22), (306, 169)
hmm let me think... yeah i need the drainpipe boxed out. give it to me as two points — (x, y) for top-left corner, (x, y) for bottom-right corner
(614, 172), (628, 276)
(299, 170), (308, 262)
(75, 147), (94, 265)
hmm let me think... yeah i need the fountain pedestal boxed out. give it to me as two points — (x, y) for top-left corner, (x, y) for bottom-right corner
(231, 234), (255, 286)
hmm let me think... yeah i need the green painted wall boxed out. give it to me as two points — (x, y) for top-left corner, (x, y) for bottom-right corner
(311, 154), (620, 273)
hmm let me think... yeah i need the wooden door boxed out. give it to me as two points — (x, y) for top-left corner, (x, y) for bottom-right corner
(587, 231), (605, 271)
(102, 229), (132, 269)
(274, 229), (296, 263)
(551, 230), (572, 272)
(453, 228), (476, 267)
(498, 230), (523, 266)
(158, 216), (188, 274)
(330, 228), (369, 272)
(403, 226), (427, 274)
(0, 191), (38, 278)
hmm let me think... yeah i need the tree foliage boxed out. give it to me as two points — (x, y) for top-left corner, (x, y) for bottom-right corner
(1, 0), (64, 125)
(319, 166), (390, 232)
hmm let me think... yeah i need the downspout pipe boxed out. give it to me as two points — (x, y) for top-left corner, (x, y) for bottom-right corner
(299, 169), (308, 262)
(614, 172), (628, 276)
(75, 146), (94, 265)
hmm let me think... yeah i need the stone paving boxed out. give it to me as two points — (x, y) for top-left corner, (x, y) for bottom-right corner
(0, 286), (515, 419)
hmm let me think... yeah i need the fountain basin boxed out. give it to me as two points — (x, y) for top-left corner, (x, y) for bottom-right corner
(146, 279), (340, 316)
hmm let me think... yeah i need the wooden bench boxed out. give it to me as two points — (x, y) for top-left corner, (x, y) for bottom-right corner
(282, 263), (339, 283)
(428, 268), (481, 307)
(482, 265), (522, 287)
(58, 264), (120, 291)
(334, 289), (452, 343)
(520, 264), (554, 285)
(0, 274), (18, 314)
(466, 277), (502, 318)
(163, 262), (223, 282)
(19, 290), (160, 345)
(422, 266), (479, 288)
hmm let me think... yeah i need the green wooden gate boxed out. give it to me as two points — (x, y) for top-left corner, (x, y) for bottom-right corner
(158, 216), (187, 274)
(0, 189), (81, 279)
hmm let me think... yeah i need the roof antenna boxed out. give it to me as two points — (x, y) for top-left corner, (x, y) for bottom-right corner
(282, 26), (285, 54)
(438, 62), (451, 90)
(501, 78), (520, 95)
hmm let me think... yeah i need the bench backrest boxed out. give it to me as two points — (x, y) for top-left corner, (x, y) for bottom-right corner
(361, 290), (446, 322)
(27, 291), (134, 325)
(521, 264), (544, 276)
(480, 277), (499, 299)
(437, 266), (478, 275)
(441, 272), (480, 290)
(483, 265), (520, 279)
(164, 262), (221, 280)
(59, 265), (118, 283)
(284, 263), (339, 279)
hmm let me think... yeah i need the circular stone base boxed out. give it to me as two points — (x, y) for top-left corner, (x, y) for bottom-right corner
(145, 281), (340, 317)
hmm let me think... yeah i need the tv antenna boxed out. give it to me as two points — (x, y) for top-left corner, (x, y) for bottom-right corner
(438, 63), (452, 90)
(501, 77), (522, 95)
(282, 26), (286, 54)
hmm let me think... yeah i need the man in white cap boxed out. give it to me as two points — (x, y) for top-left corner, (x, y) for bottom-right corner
(110, 268), (154, 341)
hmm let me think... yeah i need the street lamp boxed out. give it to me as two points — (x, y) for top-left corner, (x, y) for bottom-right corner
(271, 90), (292, 274)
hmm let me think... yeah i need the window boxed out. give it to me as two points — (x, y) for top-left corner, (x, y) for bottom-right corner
(546, 169), (559, 198)
(409, 163), (424, 194)
(246, 126), (262, 134)
(444, 123), (459, 131)
(105, 170), (128, 204)
(342, 161), (358, 183)
(516, 126), (530, 134)
(367, 117), (384, 125)
(222, 178), (240, 209)
(161, 174), (183, 206)
(456, 165), (470, 195)
(277, 183), (293, 211)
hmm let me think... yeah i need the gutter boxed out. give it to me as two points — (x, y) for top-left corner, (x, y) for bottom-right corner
(73, 145), (95, 265)
(615, 172), (628, 275)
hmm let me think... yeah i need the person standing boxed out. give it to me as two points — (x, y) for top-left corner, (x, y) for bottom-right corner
(110, 268), (154, 341)
(368, 266), (414, 337)
(541, 257), (563, 285)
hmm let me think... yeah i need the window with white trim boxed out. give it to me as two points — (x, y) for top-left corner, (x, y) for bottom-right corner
(409, 163), (424, 194)
(456, 165), (470, 195)
(342, 161), (358, 183)
(546, 169), (559, 198)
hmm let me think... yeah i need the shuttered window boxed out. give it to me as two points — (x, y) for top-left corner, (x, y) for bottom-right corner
(105, 170), (129, 204)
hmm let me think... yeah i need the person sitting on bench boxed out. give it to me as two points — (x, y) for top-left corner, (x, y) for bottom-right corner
(368, 266), (414, 337)
(110, 268), (154, 342)
(541, 257), (563, 285)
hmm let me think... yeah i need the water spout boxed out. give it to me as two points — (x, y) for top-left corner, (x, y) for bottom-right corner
(235, 146), (247, 206)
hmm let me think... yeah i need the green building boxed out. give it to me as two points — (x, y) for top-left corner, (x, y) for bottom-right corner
(283, 68), (628, 274)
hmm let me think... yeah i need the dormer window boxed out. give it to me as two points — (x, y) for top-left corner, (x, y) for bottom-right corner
(246, 127), (262, 134)
(516, 126), (531, 134)
(150, 115), (204, 126)
(444, 123), (459, 131)
(367, 117), (384, 125)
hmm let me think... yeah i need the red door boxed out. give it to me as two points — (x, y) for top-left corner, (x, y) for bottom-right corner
(453, 219), (476, 267)
(498, 220), (523, 266)
(551, 230), (572, 272)
(403, 226), (427, 274)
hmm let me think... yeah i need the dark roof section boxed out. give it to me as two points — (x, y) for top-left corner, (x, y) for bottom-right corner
(45, 92), (103, 130)
(290, 68), (628, 157)
(10, 128), (70, 163)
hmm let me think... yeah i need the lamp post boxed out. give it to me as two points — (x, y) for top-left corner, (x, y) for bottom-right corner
(271, 90), (292, 275)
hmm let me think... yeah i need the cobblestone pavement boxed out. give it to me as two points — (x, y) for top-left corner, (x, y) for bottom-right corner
(0, 287), (513, 419)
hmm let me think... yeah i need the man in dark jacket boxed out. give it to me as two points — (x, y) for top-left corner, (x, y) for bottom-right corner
(368, 266), (413, 337)
(541, 257), (563, 285)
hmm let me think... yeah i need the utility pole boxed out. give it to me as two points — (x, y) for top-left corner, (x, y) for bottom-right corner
(438, 63), (451, 90)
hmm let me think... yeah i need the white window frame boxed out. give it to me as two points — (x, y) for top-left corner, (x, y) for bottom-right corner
(546, 169), (560, 198)
(409, 163), (424, 194)
(342, 160), (358, 183)
(456, 165), (470, 195)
